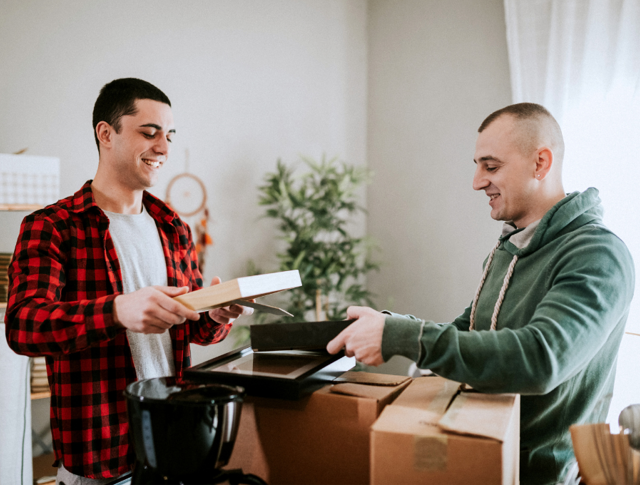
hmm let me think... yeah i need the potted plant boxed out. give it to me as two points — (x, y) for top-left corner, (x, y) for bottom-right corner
(235, 155), (379, 342)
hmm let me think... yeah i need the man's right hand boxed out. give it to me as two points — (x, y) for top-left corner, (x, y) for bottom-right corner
(113, 286), (200, 334)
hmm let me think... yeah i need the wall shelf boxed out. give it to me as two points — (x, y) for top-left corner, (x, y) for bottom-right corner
(31, 391), (51, 400)
(0, 204), (42, 211)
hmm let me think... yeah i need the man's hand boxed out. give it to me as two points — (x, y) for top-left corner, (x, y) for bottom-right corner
(113, 286), (200, 334)
(327, 306), (385, 366)
(207, 276), (254, 325)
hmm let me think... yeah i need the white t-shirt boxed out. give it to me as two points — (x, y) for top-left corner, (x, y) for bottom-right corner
(103, 206), (175, 379)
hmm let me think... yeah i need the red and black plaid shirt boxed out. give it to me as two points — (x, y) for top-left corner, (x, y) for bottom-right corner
(4, 181), (231, 479)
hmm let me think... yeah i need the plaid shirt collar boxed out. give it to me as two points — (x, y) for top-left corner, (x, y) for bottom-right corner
(69, 180), (177, 225)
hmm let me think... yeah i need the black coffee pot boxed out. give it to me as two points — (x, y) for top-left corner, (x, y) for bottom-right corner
(124, 377), (264, 485)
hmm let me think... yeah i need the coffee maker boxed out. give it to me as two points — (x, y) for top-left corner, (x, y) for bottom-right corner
(123, 377), (266, 485)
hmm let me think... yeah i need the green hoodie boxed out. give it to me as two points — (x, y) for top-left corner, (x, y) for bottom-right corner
(382, 188), (635, 485)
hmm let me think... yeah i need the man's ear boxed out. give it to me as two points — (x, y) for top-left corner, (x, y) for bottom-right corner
(534, 147), (554, 180)
(95, 121), (114, 150)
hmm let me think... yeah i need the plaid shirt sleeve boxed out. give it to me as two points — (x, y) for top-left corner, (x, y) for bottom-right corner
(5, 208), (122, 357)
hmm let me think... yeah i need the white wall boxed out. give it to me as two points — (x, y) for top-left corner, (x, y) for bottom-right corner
(0, 0), (514, 378)
(0, 0), (368, 460)
(0, 0), (368, 363)
(366, 0), (512, 374)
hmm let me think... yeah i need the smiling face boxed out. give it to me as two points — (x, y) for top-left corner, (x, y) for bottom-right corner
(473, 115), (538, 228)
(108, 98), (175, 191)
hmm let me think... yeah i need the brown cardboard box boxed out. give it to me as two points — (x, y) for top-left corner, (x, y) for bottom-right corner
(227, 371), (412, 485)
(371, 376), (520, 485)
(570, 423), (640, 485)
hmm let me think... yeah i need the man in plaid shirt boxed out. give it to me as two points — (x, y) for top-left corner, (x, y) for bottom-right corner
(5, 78), (252, 483)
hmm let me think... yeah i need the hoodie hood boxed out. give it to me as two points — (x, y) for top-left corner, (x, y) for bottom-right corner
(501, 187), (604, 257)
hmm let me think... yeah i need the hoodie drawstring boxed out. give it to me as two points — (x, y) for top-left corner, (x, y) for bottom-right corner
(469, 241), (519, 331)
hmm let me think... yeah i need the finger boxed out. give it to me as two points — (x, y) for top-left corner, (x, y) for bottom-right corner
(209, 308), (237, 325)
(155, 285), (190, 297)
(327, 328), (349, 355)
(210, 276), (222, 286)
(208, 309), (234, 325)
(154, 306), (190, 325)
(132, 317), (173, 334)
(238, 305), (254, 315)
(224, 304), (254, 316)
(208, 305), (253, 323)
(156, 294), (200, 322)
(143, 322), (172, 334)
(213, 308), (240, 320)
(346, 305), (365, 320)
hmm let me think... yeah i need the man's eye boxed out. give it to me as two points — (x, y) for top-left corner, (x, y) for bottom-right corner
(487, 166), (497, 172)
(167, 137), (173, 143)
(143, 132), (155, 139)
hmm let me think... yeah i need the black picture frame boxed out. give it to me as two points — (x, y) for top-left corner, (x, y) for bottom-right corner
(184, 346), (354, 400)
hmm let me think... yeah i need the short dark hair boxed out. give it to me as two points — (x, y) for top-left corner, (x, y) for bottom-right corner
(478, 102), (565, 163)
(478, 102), (555, 133)
(92, 78), (171, 150)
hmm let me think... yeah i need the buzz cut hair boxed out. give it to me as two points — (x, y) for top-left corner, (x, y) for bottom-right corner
(92, 78), (171, 151)
(478, 102), (565, 163)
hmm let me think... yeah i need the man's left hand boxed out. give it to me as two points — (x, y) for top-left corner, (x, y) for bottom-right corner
(327, 306), (385, 366)
(207, 277), (254, 325)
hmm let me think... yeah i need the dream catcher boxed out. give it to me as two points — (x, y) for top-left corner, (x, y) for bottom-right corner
(165, 151), (214, 273)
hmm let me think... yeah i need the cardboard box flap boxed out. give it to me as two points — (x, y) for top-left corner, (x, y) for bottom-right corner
(438, 392), (517, 442)
(330, 382), (404, 400)
(371, 405), (443, 436)
(392, 376), (460, 414)
(333, 371), (411, 387)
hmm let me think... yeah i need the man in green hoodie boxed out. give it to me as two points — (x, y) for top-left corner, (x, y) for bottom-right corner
(327, 102), (635, 485)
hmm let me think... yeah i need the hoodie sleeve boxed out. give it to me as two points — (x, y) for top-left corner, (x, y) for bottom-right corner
(381, 228), (635, 395)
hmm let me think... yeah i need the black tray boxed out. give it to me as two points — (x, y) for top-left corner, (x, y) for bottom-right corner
(184, 345), (354, 400)
(250, 320), (354, 352)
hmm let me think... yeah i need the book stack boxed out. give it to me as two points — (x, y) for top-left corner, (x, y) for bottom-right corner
(0, 252), (10, 304)
(31, 356), (49, 394)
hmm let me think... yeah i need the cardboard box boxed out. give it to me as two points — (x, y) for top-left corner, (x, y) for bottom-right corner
(371, 376), (520, 485)
(227, 371), (412, 485)
(570, 423), (640, 485)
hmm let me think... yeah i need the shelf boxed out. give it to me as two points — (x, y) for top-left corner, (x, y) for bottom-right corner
(0, 204), (42, 211)
(31, 391), (51, 400)
(0, 302), (6, 309)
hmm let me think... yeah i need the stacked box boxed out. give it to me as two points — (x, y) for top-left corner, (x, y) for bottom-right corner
(371, 376), (520, 485)
(228, 371), (412, 485)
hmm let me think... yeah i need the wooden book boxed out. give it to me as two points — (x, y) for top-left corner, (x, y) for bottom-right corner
(173, 270), (301, 316)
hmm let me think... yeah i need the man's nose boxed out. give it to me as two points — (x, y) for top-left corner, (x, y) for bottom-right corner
(154, 136), (170, 156)
(472, 166), (488, 191)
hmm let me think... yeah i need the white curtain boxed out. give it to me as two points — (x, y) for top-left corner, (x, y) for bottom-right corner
(504, 0), (640, 425)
